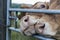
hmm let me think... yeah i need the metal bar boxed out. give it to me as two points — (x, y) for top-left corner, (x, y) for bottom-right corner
(9, 16), (17, 19)
(6, 0), (10, 26)
(8, 27), (20, 32)
(6, 0), (11, 40)
(9, 8), (60, 14)
(33, 35), (55, 40)
(9, 27), (56, 40)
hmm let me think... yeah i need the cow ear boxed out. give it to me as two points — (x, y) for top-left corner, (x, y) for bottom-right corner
(31, 2), (49, 9)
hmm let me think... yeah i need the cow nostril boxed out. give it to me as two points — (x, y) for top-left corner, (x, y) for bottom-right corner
(39, 24), (45, 29)
(24, 19), (28, 22)
(24, 16), (29, 22)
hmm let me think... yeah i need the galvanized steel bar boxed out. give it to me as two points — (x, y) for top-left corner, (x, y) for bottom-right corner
(33, 35), (55, 40)
(9, 27), (20, 32)
(9, 8), (60, 14)
(9, 16), (17, 19)
(6, 0), (11, 40)
(8, 27), (56, 40)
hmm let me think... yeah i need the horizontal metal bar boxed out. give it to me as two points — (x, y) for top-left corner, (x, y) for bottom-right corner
(8, 27), (21, 32)
(33, 35), (55, 40)
(9, 27), (56, 40)
(9, 16), (17, 19)
(9, 8), (60, 14)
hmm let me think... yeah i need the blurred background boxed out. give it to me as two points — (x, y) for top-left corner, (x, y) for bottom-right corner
(11, 0), (50, 8)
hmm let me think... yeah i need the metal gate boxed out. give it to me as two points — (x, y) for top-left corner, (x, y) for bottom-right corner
(6, 0), (60, 40)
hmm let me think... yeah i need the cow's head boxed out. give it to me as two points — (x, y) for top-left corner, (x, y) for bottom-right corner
(19, 2), (59, 36)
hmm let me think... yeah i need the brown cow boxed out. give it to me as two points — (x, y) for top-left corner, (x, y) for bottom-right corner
(19, 0), (60, 40)
(19, 2), (50, 36)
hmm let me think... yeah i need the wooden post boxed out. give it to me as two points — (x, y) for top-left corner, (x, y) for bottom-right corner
(0, 0), (7, 40)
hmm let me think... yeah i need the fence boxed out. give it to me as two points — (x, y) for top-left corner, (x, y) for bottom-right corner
(6, 0), (60, 40)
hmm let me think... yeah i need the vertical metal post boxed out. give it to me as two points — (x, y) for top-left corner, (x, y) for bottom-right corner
(0, 0), (6, 40)
(6, 0), (11, 40)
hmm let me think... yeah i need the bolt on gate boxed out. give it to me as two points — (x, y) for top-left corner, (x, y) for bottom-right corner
(6, 0), (60, 40)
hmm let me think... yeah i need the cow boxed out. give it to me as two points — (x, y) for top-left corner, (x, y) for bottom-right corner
(18, 0), (60, 40)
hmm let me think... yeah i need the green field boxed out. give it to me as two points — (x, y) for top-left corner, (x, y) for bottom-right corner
(11, 31), (38, 40)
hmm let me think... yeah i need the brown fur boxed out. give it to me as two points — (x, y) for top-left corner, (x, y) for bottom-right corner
(48, 0), (60, 39)
(50, 0), (57, 3)
(49, 0), (60, 25)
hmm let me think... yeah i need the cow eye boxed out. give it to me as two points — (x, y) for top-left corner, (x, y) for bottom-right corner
(41, 5), (45, 8)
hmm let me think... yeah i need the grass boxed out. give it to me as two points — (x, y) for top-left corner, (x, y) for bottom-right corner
(11, 31), (37, 40)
